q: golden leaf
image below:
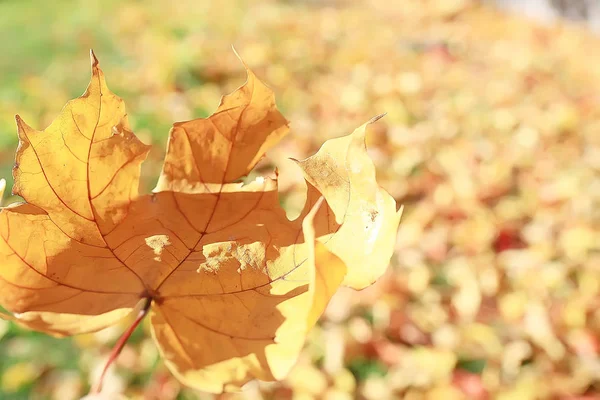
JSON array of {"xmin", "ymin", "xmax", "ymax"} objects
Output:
[{"xmin": 0, "ymin": 51, "xmax": 401, "ymax": 392}]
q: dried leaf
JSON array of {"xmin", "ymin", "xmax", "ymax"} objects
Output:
[{"xmin": 0, "ymin": 51, "xmax": 400, "ymax": 392}]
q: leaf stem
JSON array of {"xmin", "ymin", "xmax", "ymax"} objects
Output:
[{"xmin": 90, "ymin": 297, "xmax": 152, "ymax": 394}]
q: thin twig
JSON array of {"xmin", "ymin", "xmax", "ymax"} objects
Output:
[{"xmin": 90, "ymin": 297, "xmax": 152, "ymax": 394}]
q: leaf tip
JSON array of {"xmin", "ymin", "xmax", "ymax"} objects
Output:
[
  {"xmin": 369, "ymin": 113, "xmax": 387, "ymax": 124},
  {"xmin": 90, "ymin": 49, "xmax": 99, "ymax": 69},
  {"xmin": 231, "ymin": 45, "xmax": 248, "ymax": 69},
  {"xmin": 14, "ymin": 114, "xmax": 31, "ymax": 132},
  {"xmin": 231, "ymin": 46, "xmax": 257, "ymax": 83},
  {"xmin": 231, "ymin": 44, "xmax": 240, "ymax": 59}
]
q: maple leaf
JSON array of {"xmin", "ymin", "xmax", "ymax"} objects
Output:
[{"xmin": 0, "ymin": 51, "xmax": 402, "ymax": 393}]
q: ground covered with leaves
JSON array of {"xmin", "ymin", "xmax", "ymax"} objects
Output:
[{"xmin": 0, "ymin": 0, "xmax": 599, "ymax": 399}]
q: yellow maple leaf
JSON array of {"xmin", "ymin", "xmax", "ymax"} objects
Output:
[{"xmin": 0, "ymin": 51, "xmax": 401, "ymax": 393}]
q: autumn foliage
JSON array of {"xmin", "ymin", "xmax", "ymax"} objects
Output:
[{"xmin": 0, "ymin": 51, "xmax": 401, "ymax": 393}]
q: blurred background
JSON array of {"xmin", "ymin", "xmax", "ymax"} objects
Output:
[{"xmin": 1, "ymin": 0, "xmax": 599, "ymax": 399}]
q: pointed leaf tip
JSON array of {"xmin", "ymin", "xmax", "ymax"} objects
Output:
[
  {"xmin": 90, "ymin": 49, "xmax": 99, "ymax": 69},
  {"xmin": 232, "ymin": 46, "xmax": 251, "ymax": 73},
  {"xmin": 14, "ymin": 114, "xmax": 30, "ymax": 130},
  {"xmin": 369, "ymin": 113, "xmax": 386, "ymax": 124}
]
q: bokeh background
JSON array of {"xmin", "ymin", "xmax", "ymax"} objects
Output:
[{"xmin": 1, "ymin": 0, "xmax": 599, "ymax": 399}]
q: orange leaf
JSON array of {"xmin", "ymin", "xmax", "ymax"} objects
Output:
[{"xmin": 0, "ymin": 51, "xmax": 401, "ymax": 393}]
